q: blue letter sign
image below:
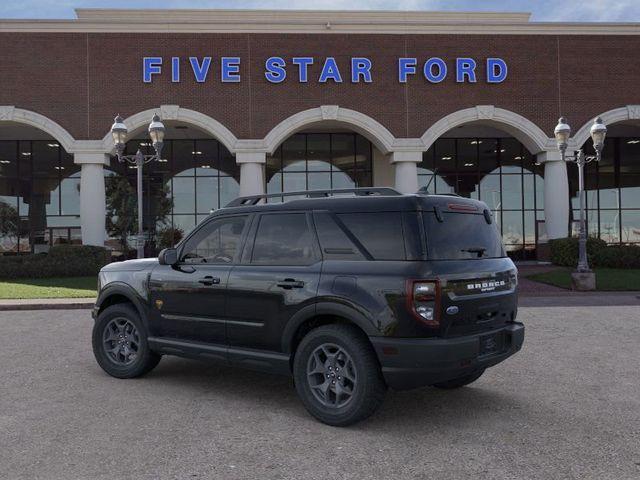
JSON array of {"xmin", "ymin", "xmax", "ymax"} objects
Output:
[
  {"xmin": 487, "ymin": 58, "xmax": 508, "ymax": 83},
  {"xmin": 143, "ymin": 57, "xmax": 162, "ymax": 83},
  {"xmin": 189, "ymin": 57, "xmax": 212, "ymax": 83},
  {"xmin": 265, "ymin": 57, "xmax": 287, "ymax": 83}
]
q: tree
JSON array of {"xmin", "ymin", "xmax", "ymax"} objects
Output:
[
  {"xmin": 105, "ymin": 175, "xmax": 173, "ymax": 253},
  {"xmin": 0, "ymin": 200, "xmax": 21, "ymax": 251}
]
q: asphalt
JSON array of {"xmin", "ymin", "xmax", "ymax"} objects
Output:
[{"xmin": 1, "ymin": 306, "xmax": 639, "ymax": 480}]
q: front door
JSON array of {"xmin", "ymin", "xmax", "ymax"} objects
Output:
[
  {"xmin": 148, "ymin": 214, "xmax": 251, "ymax": 345},
  {"xmin": 226, "ymin": 212, "xmax": 322, "ymax": 352}
]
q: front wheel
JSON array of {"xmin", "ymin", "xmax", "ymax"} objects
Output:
[
  {"xmin": 432, "ymin": 369, "xmax": 485, "ymax": 389},
  {"xmin": 92, "ymin": 303, "xmax": 161, "ymax": 379},
  {"xmin": 293, "ymin": 324, "xmax": 387, "ymax": 427}
]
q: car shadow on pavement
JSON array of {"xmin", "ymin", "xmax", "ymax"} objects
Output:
[{"xmin": 132, "ymin": 356, "xmax": 523, "ymax": 429}]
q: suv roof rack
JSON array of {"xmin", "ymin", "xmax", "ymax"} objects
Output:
[{"xmin": 225, "ymin": 187, "xmax": 401, "ymax": 207}]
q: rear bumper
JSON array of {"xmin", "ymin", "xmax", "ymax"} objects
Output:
[{"xmin": 370, "ymin": 322, "xmax": 524, "ymax": 390}]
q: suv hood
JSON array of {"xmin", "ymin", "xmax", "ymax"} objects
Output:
[{"xmin": 101, "ymin": 258, "xmax": 158, "ymax": 272}]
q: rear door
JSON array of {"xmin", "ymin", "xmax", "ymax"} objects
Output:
[
  {"xmin": 225, "ymin": 211, "xmax": 322, "ymax": 352},
  {"xmin": 148, "ymin": 214, "xmax": 251, "ymax": 345}
]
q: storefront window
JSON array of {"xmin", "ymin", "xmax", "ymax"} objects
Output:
[
  {"xmin": 266, "ymin": 133, "xmax": 373, "ymax": 198},
  {"xmin": 0, "ymin": 140, "xmax": 80, "ymax": 254},
  {"xmin": 420, "ymin": 137, "xmax": 544, "ymax": 257},
  {"xmin": 569, "ymin": 137, "xmax": 640, "ymax": 244}
]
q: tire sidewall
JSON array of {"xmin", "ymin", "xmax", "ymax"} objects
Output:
[
  {"xmin": 293, "ymin": 326, "xmax": 384, "ymax": 425},
  {"xmin": 92, "ymin": 304, "xmax": 155, "ymax": 378}
]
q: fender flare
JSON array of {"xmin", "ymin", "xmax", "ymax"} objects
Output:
[
  {"xmin": 95, "ymin": 282, "xmax": 150, "ymax": 329},
  {"xmin": 281, "ymin": 301, "xmax": 378, "ymax": 354}
]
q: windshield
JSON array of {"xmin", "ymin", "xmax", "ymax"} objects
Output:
[{"xmin": 423, "ymin": 211, "xmax": 505, "ymax": 260}]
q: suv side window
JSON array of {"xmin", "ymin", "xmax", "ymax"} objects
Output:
[
  {"xmin": 313, "ymin": 212, "xmax": 366, "ymax": 261},
  {"xmin": 181, "ymin": 215, "xmax": 248, "ymax": 264},
  {"xmin": 337, "ymin": 212, "xmax": 406, "ymax": 260},
  {"xmin": 251, "ymin": 213, "xmax": 318, "ymax": 265}
]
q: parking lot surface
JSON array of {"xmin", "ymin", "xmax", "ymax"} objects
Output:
[{"xmin": 1, "ymin": 306, "xmax": 639, "ymax": 480}]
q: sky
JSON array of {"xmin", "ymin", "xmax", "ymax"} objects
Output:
[{"xmin": 1, "ymin": 0, "xmax": 640, "ymax": 22}]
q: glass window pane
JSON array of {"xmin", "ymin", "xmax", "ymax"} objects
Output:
[
  {"xmin": 252, "ymin": 213, "xmax": 316, "ymax": 265},
  {"xmin": 355, "ymin": 135, "xmax": 371, "ymax": 171},
  {"xmin": 434, "ymin": 139, "xmax": 456, "ymax": 175},
  {"xmin": 282, "ymin": 135, "xmax": 306, "ymax": 172},
  {"xmin": 599, "ymin": 210, "xmax": 620, "ymax": 243},
  {"xmin": 620, "ymin": 183, "xmax": 640, "ymax": 208},
  {"xmin": 0, "ymin": 141, "xmax": 18, "ymax": 177},
  {"xmin": 196, "ymin": 176, "xmax": 218, "ymax": 214},
  {"xmin": 500, "ymin": 138, "xmax": 523, "ymax": 172},
  {"xmin": 524, "ymin": 210, "xmax": 536, "ymax": 245},
  {"xmin": 308, "ymin": 172, "xmax": 331, "ymax": 190},
  {"xmin": 195, "ymin": 139, "xmax": 218, "ymax": 173},
  {"xmin": 60, "ymin": 176, "xmax": 80, "ymax": 215},
  {"xmin": 456, "ymin": 138, "xmax": 477, "ymax": 173},
  {"xmin": 331, "ymin": 171, "xmax": 355, "ymax": 189},
  {"xmin": 621, "ymin": 210, "xmax": 640, "ymax": 243},
  {"xmin": 219, "ymin": 145, "xmax": 239, "ymax": 180},
  {"xmin": 307, "ymin": 134, "xmax": 331, "ymax": 171},
  {"xmin": 183, "ymin": 215, "xmax": 247, "ymax": 264},
  {"xmin": 478, "ymin": 138, "xmax": 499, "ymax": 174},
  {"xmin": 32, "ymin": 141, "xmax": 58, "ymax": 177},
  {"xmin": 172, "ymin": 214, "xmax": 196, "ymax": 236},
  {"xmin": 502, "ymin": 210, "xmax": 523, "ymax": 247},
  {"xmin": 283, "ymin": 172, "xmax": 306, "ymax": 192},
  {"xmin": 338, "ymin": 212, "xmax": 405, "ymax": 260},
  {"xmin": 220, "ymin": 176, "xmax": 239, "ymax": 209},
  {"xmin": 480, "ymin": 174, "xmax": 501, "ymax": 211},
  {"xmin": 172, "ymin": 177, "xmax": 195, "ymax": 214},
  {"xmin": 620, "ymin": 138, "xmax": 640, "ymax": 174},
  {"xmin": 173, "ymin": 140, "xmax": 195, "ymax": 176},
  {"xmin": 331, "ymin": 134, "xmax": 354, "ymax": 173},
  {"xmin": 501, "ymin": 175, "xmax": 523, "ymax": 210}
]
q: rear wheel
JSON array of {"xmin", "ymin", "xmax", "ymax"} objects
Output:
[
  {"xmin": 432, "ymin": 369, "xmax": 485, "ymax": 389},
  {"xmin": 92, "ymin": 303, "xmax": 161, "ymax": 379},
  {"xmin": 293, "ymin": 324, "xmax": 386, "ymax": 427}
]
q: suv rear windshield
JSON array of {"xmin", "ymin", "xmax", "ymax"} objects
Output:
[{"xmin": 423, "ymin": 211, "xmax": 505, "ymax": 260}]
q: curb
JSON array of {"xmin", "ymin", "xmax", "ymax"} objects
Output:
[{"xmin": 0, "ymin": 300, "xmax": 95, "ymax": 311}]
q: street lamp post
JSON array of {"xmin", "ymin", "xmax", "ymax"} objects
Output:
[
  {"xmin": 110, "ymin": 114, "xmax": 166, "ymax": 259},
  {"xmin": 553, "ymin": 116, "xmax": 607, "ymax": 281}
]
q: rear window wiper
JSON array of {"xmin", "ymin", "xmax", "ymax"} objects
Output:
[{"xmin": 461, "ymin": 247, "xmax": 487, "ymax": 258}]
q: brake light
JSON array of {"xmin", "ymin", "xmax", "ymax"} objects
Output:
[{"xmin": 407, "ymin": 280, "xmax": 440, "ymax": 327}]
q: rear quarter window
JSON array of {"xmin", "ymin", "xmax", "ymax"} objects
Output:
[
  {"xmin": 423, "ymin": 211, "xmax": 505, "ymax": 260},
  {"xmin": 337, "ymin": 212, "xmax": 406, "ymax": 260}
]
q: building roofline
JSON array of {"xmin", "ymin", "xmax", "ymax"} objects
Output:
[{"xmin": 0, "ymin": 8, "xmax": 639, "ymax": 35}]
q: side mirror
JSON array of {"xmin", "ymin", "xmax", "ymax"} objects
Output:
[{"xmin": 158, "ymin": 248, "xmax": 178, "ymax": 266}]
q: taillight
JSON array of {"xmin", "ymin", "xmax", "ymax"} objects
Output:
[
  {"xmin": 509, "ymin": 269, "xmax": 518, "ymax": 288},
  {"xmin": 407, "ymin": 280, "xmax": 440, "ymax": 327}
]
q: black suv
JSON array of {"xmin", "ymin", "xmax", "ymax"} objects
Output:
[{"xmin": 92, "ymin": 188, "xmax": 524, "ymax": 426}]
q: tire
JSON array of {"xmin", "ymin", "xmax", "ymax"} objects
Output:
[
  {"xmin": 293, "ymin": 324, "xmax": 387, "ymax": 427},
  {"xmin": 432, "ymin": 369, "xmax": 485, "ymax": 389},
  {"xmin": 92, "ymin": 303, "xmax": 161, "ymax": 379}
]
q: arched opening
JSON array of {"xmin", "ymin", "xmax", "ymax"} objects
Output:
[
  {"xmin": 107, "ymin": 121, "xmax": 239, "ymax": 256},
  {"xmin": 0, "ymin": 122, "xmax": 80, "ymax": 254},
  {"xmin": 419, "ymin": 123, "xmax": 545, "ymax": 259},
  {"xmin": 266, "ymin": 127, "xmax": 375, "ymax": 198},
  {"xmin": 572, "ymin": 120, "xmax": 640, "ymax": 245}
]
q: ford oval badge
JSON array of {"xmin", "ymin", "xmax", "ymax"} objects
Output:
[{"xmin": 446, "ymin": 306, "xmax": 459, "ymax": 315}]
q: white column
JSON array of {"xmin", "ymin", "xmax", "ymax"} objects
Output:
[
  {"xmin": 237, "ymin": 151, "xmax": 266, "ymax": 197},
  {"xmin": 75, "ymin": 152, "xmax": 109, "ymax": 246},
  {"xmin": 391, "ymin": 151, "xmax": 421, "ymax": 194},
  {"xmin": 539, "ymin": 151, "xmax": 569, "ymax": 239}
]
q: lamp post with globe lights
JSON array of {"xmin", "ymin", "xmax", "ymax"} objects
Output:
[
  {"xmin": 110, "ymin": 114, "xmax": 166, "ymax": 259},
  {"xmin": 553, "ymin": 116, "xmax": 607, "ymax": 288}
]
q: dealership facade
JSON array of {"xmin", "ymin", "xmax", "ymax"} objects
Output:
[{"xmin": 1, "ymin": 9, "xmax": 640, "ymax": 257}]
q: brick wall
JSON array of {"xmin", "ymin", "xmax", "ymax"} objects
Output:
[{"xmin": 1, "ymin": 32, "xmax": 639, "ymax": 142}]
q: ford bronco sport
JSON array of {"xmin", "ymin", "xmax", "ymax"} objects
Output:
[{"xmin": 92, "ymin": 188, "xmax": 524, "ymax": 426}]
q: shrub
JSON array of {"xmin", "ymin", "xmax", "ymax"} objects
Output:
[
  {"xmin": 549, "ymin": 237, "xmax": 607, "ymax": 267},
  {"xmin": 593, "ymin": 245, "xmax": 640, "ymax": 268},
  {"xmin": 0, "ymin": 245, "xmax": 110, "ymax": 279}
]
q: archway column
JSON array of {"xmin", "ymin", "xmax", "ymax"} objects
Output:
[
  {"xmin": 237, "ymin": 151, "xmax": 266, "ymax": 197},
  {"xmin": 74, "ymin": 150, "xmax": 109, "ymax": 246},
  {"xmin": 390, "ymin": 151, "xmax": 421, "ymax": 194},
  {"xmin": 538, "ymin": 151, "xmax": 569, "ymax": 240}
]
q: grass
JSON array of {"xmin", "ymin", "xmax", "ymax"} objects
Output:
[
  {"xmin": 526, "ymin": 268, "xmax": 640, "ymax": 291},
  {"xmin": 0, "ymin": 276, "xmax": 98, "ymax": 299}
]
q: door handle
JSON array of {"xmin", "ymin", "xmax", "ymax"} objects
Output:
[
  {"xmin": 276, "ymin": 278, "xmax": 305, "ymax": 289},
  {"xmin": 198, "ymin": 276, "xmax": 221, "ymax": 286}
]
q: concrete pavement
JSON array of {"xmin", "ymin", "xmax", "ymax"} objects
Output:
[{"xmin": 0, "ymin": 306, "xmax": 639, "ymax": 479}]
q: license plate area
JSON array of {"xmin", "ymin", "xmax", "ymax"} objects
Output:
[{"xmin": 479, "ymin": 332, "xmax": 505, "ymax": 356}]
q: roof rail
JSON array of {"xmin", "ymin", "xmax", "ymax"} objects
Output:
[{"xmin": 225, "ymin": 187, "xmax": 401, "ymax": 207}]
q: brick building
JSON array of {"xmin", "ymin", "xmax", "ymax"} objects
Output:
[{"xmin": 1, "ymin": 9, "xmax": 639, "ymax": 257}]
